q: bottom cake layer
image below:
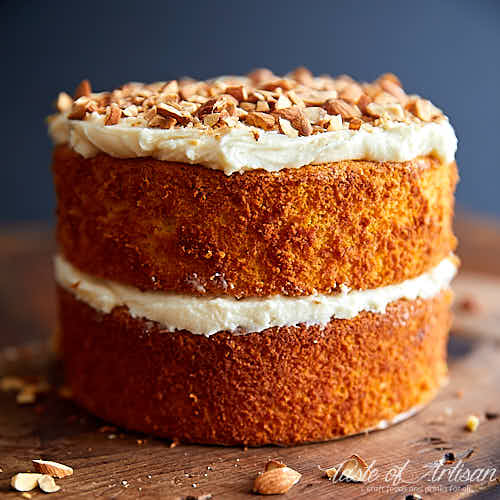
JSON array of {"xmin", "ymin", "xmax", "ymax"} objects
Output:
[{"xmin": 58, "ymin": 287, "xmax": 452, "ymax": 446}]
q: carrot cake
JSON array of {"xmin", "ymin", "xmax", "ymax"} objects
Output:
[{"xmin": 48, "ymin": 68, "xmax": 458, "ymax": 445}]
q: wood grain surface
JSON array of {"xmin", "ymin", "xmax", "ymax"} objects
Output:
[{"xmin": 0, "ymin": 214, "xmax": 499, "ymax": 499}]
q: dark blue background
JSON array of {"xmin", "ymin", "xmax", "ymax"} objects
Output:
[{"xmin": 1, "ymin": 0, "xmax": 499, "ymax": 221}]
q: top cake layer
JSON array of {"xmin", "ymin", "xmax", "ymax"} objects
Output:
[{"xmin": 48, "ymin": 69, "xmax": 457, "ymax": 174}]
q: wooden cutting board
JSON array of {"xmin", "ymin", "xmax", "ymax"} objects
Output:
[{"xmin": 0, "ymin": 217, "xmax": 499, "ymax": 499}]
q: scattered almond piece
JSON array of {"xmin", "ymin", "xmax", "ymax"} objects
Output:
[
  {"xmin": 465, "ymin": 415, "xmax": 479, "ymax": 432},
  {"xmin": 335, "ymin": 454, "xmax": 369, "ymax": 482},
  {"xmin": 253, "ymin": 466, "xmax": 301, "ymax": 495},
  {"xmin": 38, "ymin": 475, "xmax": 61, "ymax": 493},
  {"xmin": 10, "ymin": 473, "xmax": 44, "ymax": 492},
  {"xmin": 33, "ymin": 459, "xmax": 73, "ymax": 478},
  {"xmin": 265, "ymin": 460, "xmax": 287, "ymax": 471}
]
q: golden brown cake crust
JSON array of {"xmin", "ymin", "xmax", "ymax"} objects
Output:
[
  {"xmin": 59, "ymin": 287, "xmax": 451, "ymax": 446},
  {"xmin": 53, "ymin": 145, "xmax": 457, "ymax": 297}
]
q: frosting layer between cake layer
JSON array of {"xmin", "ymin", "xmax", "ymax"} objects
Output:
[
  {"xmin": 54, "ymin": 254, "xmax": 457, "ymax": 336},
  {"xmin": 49, "ymin": 112, "xmax": 457, "ymax": 174}
]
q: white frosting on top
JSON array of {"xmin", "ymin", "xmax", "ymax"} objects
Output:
[
  {"xmin": 48, "ymin": 112, "xmax": 457, "ymax": 174},
  {"xmin": 54, "ymin": 255, "xmax": 457, "ymax": 336}
]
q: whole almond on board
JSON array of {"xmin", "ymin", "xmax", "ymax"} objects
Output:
[
  {"xmin": 38, "ymin": 475, "xmax": 61, "ymax": 493},
  {"xmin": 253, "ymin": 466, "xmax": 301, "ymax": 495},
  {"xmin": 32, "ymin": 459, "xmax": 73, "ymax": 478},
  {"xmin": 10, "ymin": 473, "xmax": 44, "ymax": 492}
]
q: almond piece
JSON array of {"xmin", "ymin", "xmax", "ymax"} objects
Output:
[
  {"xmin": 248, "ymin": 68, "xmax": 275, "ymax": 85},
  {"xmin": 32, "ymin": 459, "xmax": 73, "ymax": 478},
  {"xmin": 338, "ymin": 454, "xmax": 369, "ymax": 482},
  {"xmin": 379, "ymin": 78, "xmax": 407, "ymax": 104},
  {"xmin": 38, "ymin": 475, "xmax": 61, "ymax": 493},
  {"xmin": 278, "ymin": 118, "xmax": 298, "ymax": 138},
  {"xmin": 68, "ymin": 97, "xmax": 91, "ymax": 120},
  {"xmin": 379, "ymin": 72, "xmax": 402, "ymax": 87},
  {"xmin": 265, "ymin": 460, "xmax": 287, "ymax": 471},
  {"xmin": 303, "ymin": 106, "xmax": 328, "ymax": 125},
  {"xmin": 122, "ymin": 105, "xmax": 139, "ymax": 117},
  {"xmin": 10, "ymin": 473, "xmax": 44, "ymax": 492},
  {"xmin": 253, "ymin": 466, "xmax": 301, "ymax": 495},
  {"xmin": 256, "ymin": 101, "xmax": 271, "ymax": 113},
  {"xmin": 225, "ymin": 85, "xmax": 248, "ymax": 102},
  {"xmin": 274, "ymin": 107, "xmax": 312, "ymax": 136},
  {"xmin": 203, "ymin": 113, "xmax": 220, "ymax": 127},
  {"xmin": 349, "ymin": 118, "xmax": 363, "ymax": 130},
  {"xmin": 157, "ymin": 103, "xmax": 190, "ymax": 125},
  {"xmin": 357, "ymin": 93, "xmax": 372, "ymax": 114},
  {"xmin": 245, "ymin": 112, "xmax": 275, "ymax": 130},
  {"xmin": 290, "ymin": 66, "xmax": 314, "ymax": 86},
  {"xmin": 286, "ymin": 90, "xmax": 305, "ymax": 107},
  {"xmin": 325, "ymin": 467, "xmax": 338, "ymax": 480},
  {"xmin": 339, "ymin": 83, "xmax": 363, "ymax": 104},
  {"xmin": 261, "ymin": 79, "xmax": 295, "ymax": 91},
  {"xmin": 104, "ymin": 103, "xmax": 121, "ymax": 126},
  {"xmin": 324, "ymin": 99, "xmax": 361, "ymax": 120},
  {"xmin": 240, "ymin": 102, "xmax": 256, "ymax": 112},
  {"xmin": 406, "ymin": 98, "xmax": 436, "ymax": 122},
  {"xmin": 74, "ymin": 79, "xmax": 91, "ymax": 99},
  {"xmin": 326, "ymin": 114, "xmax": 343, "ymax": 131},
  {"xmin": 148, "ymin": 115, "xmax": 176, "ymax": 129},
  {"xmin": 274, "ymin": 94, "xmax": 292, "ymax": 110},
  {"xmin": 365, "ymin": 102, "xmax": 387, "ymax": 118},
  {"xmin": 56, "ymin": 92, "xmax": 73, "ymax": 112}
]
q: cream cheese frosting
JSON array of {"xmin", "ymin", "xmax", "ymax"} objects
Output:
[
  {"xmin": 54, "ymin": 255, "xmax": 457, "ymax": 336},
  {"xmin": 48, "ymin": 111, "xmax": 457, "ymax": 174}
]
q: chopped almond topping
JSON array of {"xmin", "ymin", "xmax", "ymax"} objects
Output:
[{"xmin": 53, "ymin": 69, "xmax": 445, "ymax": 136}]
